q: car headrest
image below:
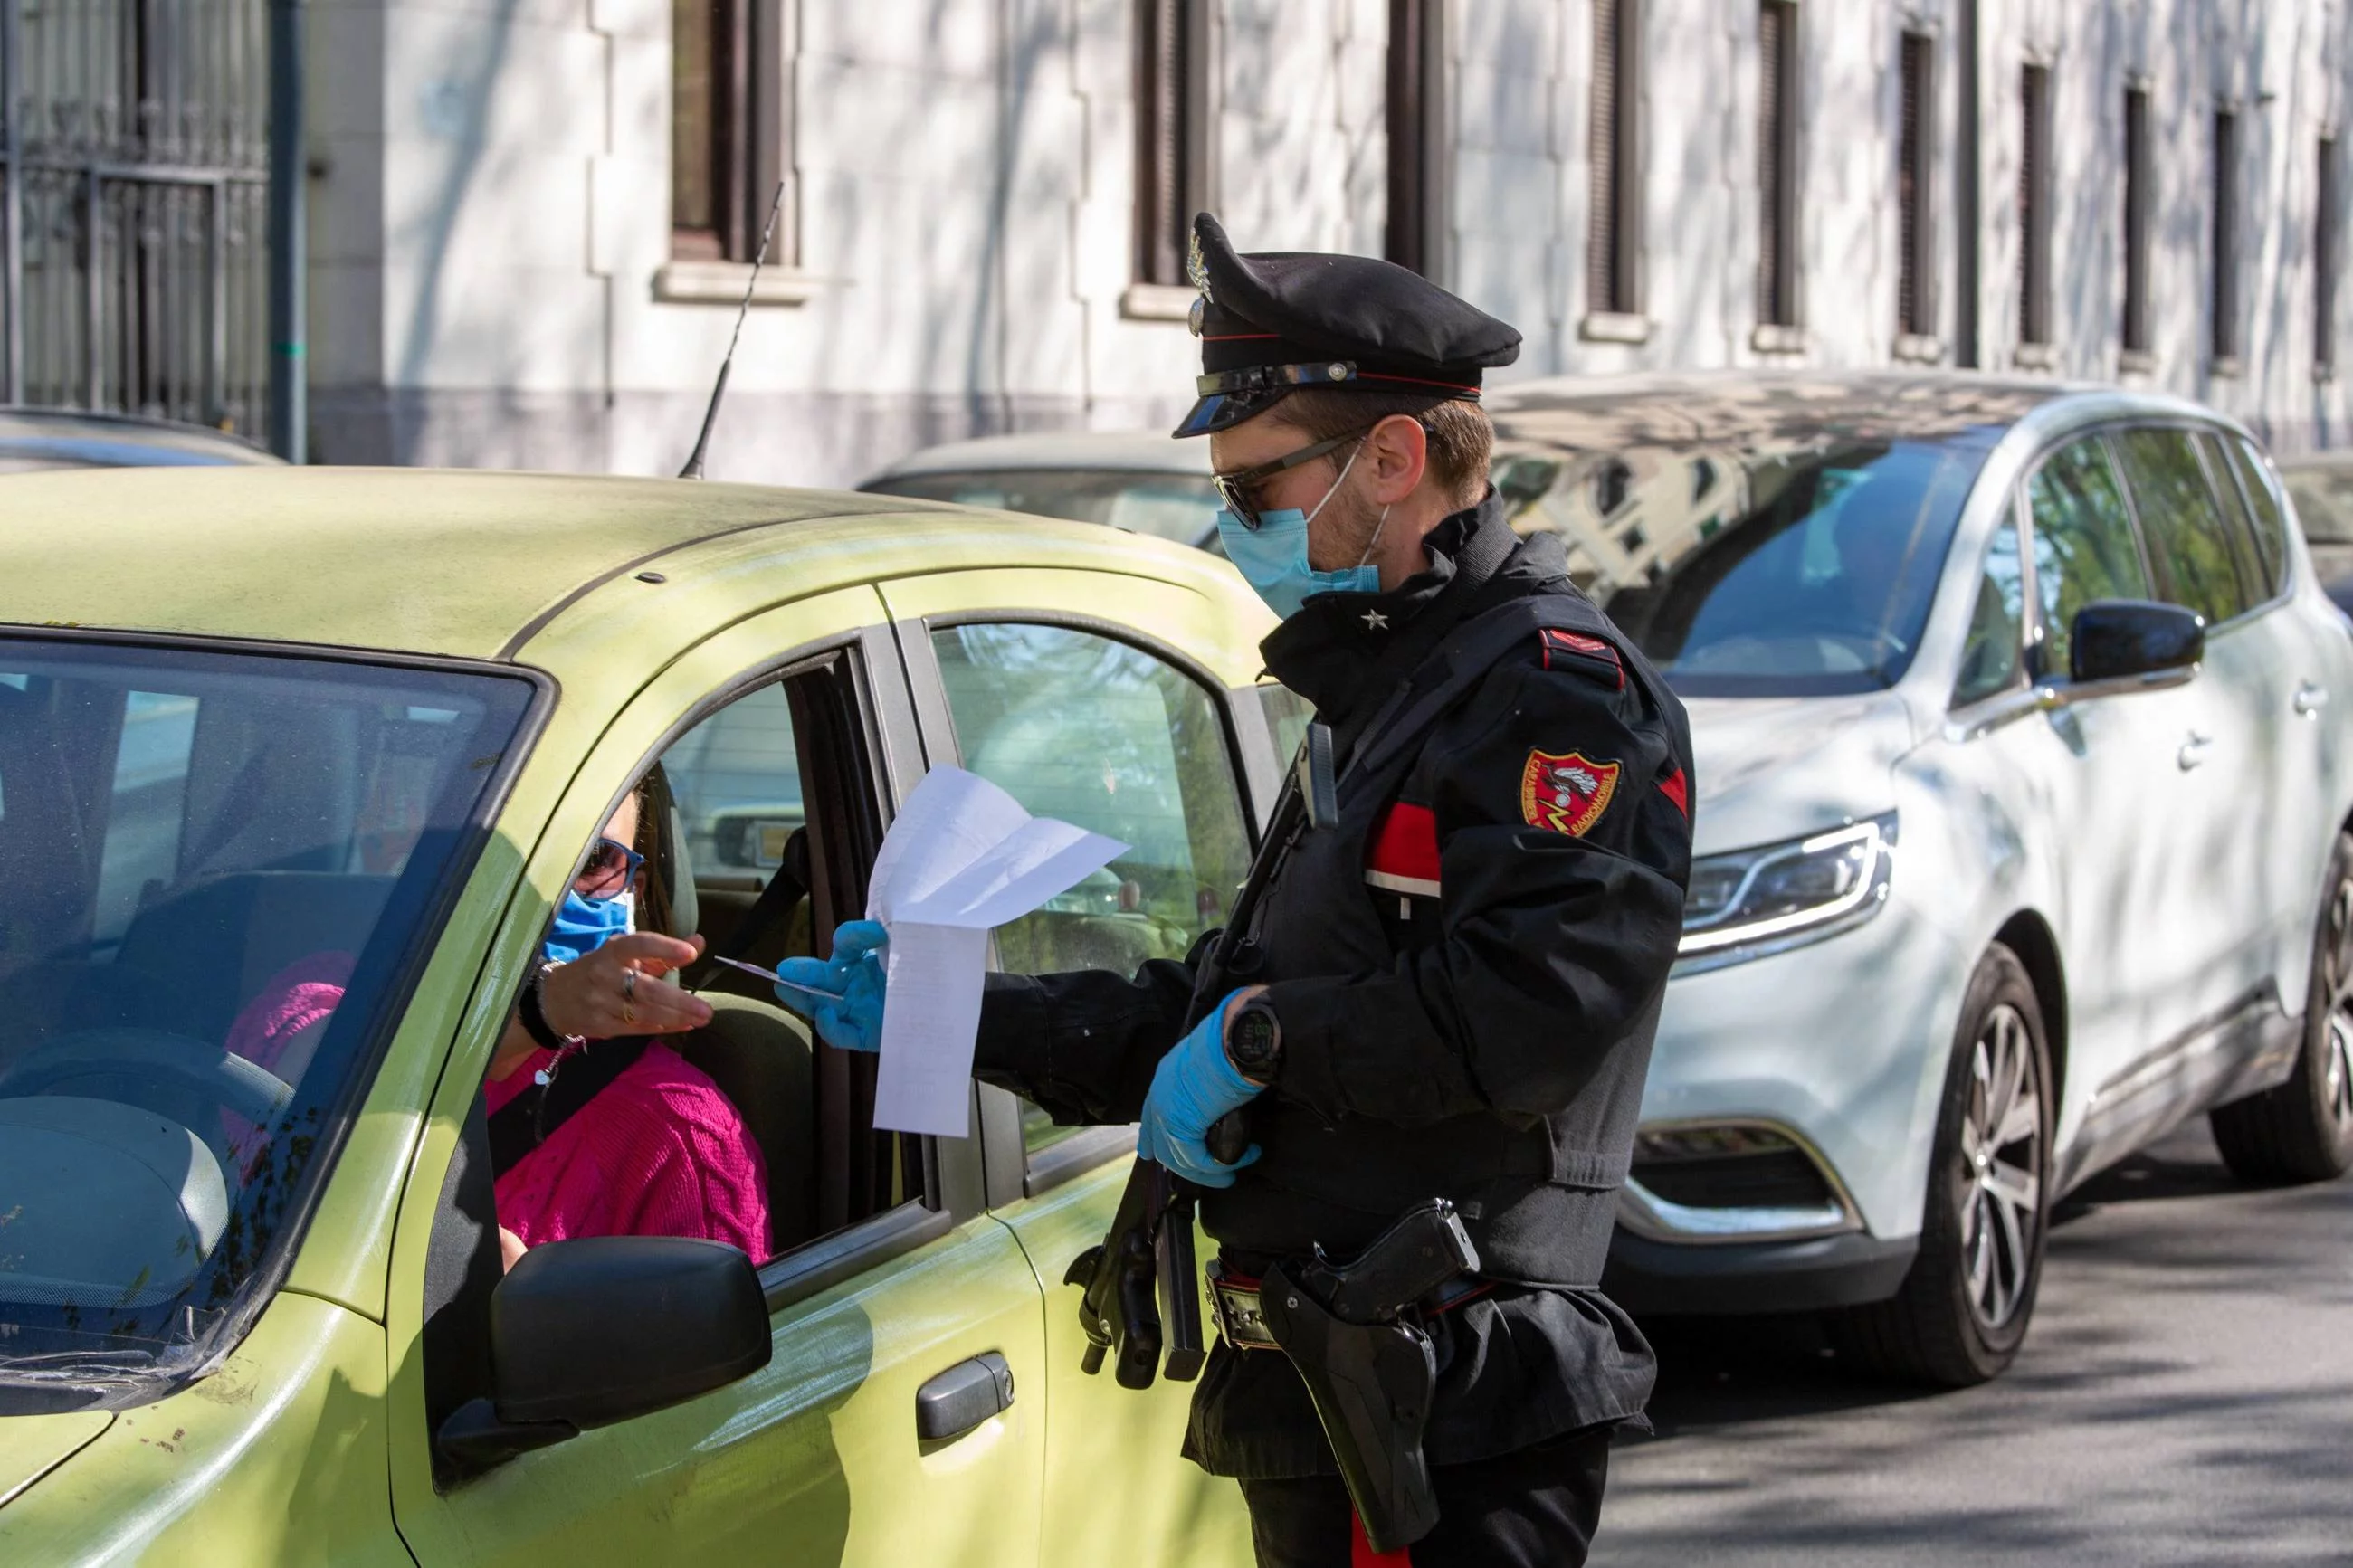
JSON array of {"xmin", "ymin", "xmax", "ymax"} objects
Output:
[{"xmin": 0, "ymin": 1096, "xmax": 227, "ymax": 1307}]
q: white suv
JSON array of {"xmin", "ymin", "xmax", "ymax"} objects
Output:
[{"xmin": 1488, "ymin": 372, "xmax": 2353, "ymax": 1384}]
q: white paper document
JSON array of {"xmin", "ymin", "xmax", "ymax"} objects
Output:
[{"xmin": 865, "ymin": 766, "xmax": 1127, "ymax": 1136}]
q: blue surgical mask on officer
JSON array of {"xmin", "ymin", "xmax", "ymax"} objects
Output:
[{"xmin": 1215, "ymin": 443, "xmax": 1392, "ymax": 620}]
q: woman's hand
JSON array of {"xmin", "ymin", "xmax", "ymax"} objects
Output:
[
  {"xmin": 542, "ymin": 932, "xmax": 714, "ymax": 1040},
  {"xmin": 498, "ymin": 1225, "xmax": 528, "ymax": 1273}
]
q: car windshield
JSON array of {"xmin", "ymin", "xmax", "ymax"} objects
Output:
[
  {"xmin": 0, "ymin": 638, "xmax": 534, "ymax": 1411},
  {"xmin": 866, "ymin": 467, "xmax": 1218, "ymax": 545},
  {"xmin": 1500, "ymin": 431, "xmax": 1998, "ymax": 697}
]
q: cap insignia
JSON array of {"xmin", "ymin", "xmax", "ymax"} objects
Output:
[{"xmin": 1186, "ymin": 227, "xmax": 1212, "ymax": 299}]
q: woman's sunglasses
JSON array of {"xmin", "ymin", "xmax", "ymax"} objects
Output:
[
  {"xmin": 576, "ymin": 836, "xmax": 644, "ymax": 901},
  {"xmin": 1210, "ymin": 428, "xmax": 1371, "ymax": 532}
]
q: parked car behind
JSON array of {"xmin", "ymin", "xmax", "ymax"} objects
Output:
[
  {"xmin": 0, "ymin": 467, "xmax": 1268, "ymax": 1564},
  {"xmin": 859, "ymin": 429, "xmax": 1219, "ymax": 549},
  {"xmin": 1483, "ymin": 371, "xmax": 2353, "ymax": 1384},
  {"xmin": 0, "ymin": 406, "xmax": 281, "ymax": 472},
  {"xmin": 2272, "ymin": 450, "xmax": 2353, "ymax": 615}
]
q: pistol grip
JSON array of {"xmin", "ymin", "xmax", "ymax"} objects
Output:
[{"xmin": 1205, "ymin": 1107, "xmax": 1252, "ymax": 1167}]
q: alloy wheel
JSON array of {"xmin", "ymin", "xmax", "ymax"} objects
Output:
[
  {"xmin": 2320, "ymin": 878, "xmax": 2353, "ymax": 1132},
  {"xmin": 1959, "ymin": 1002, "xmax": 2043, "ymax": 1333}
]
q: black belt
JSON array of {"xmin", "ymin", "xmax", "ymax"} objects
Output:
[{"xmin": 1206, "ymin": 1260, "xmax": 1493, "ymax": 1351}]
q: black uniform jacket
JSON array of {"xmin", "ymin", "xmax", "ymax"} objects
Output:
[{"xmin": 976, "ymin": 492, "xmax": 1695, "ymax": 1478}]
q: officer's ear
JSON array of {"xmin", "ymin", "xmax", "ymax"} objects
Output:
[{"xmin": 1361, "ymin": 414, "xmax": 1430, "ymax": 507}]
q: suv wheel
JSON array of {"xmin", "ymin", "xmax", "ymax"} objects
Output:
[
  {"xmin": 2210, "ymin": 831, "xmax": 2353, "ymax": 1183},
  {"xmin": 1833, "ymin": 944, "xmax": 2052, "ymax": 1386}
]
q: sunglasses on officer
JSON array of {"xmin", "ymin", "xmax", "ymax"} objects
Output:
[
  {"xmin": 575, "ymin": 835, "xmax": 644, "ymax": 902},
  {"xmin": 1209, "ymin": 415, "xmax": 1435, "ymax": 532},
  {"xmin": 1210, "ymin": 427, "xmax": 1376, "ymax": 533}
]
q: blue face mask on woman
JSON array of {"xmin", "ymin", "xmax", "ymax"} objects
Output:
[
  {"xmin": 1215, "ymin": 442, "xmax": 1391, "ymax": 621},
  {"xmin": 543, "ymin": 888, "xmax": 633, "ymax": 965}
]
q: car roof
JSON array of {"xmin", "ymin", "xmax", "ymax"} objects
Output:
[
  {"xmin": 864, "ymin": 427, "xmax": 1209, "ymax": 482},
  {"xmin": 0, "ymin": 467, "xmax": 1239, "ymax": 665},
  {"xmin": 0, "ymin": 405, "xmax": 282, "ymax": 468},
  {"xmin": 1487, "ymin": 369, "xmax": 2106, "ymax": 451}
]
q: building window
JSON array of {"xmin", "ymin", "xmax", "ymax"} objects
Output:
[
  {"xmin": 1386, "ymin": 0, "xmax": 1447, "ymax": 277},
  {"xmin": 2122, "ymin": 86, "xmax": 2152, "ymax": 355},
  {"xmin": 1757, "ymin": 1, "xmax": 1799, "ymax": 328},
  {"xmin": 2213, "ymin": 109, "xmax": 2240, "ymax": 364},
  {"xmin": 1137, "ymin": 0, "xmax": 1214, "ymax": 287},
  {"xmin": 2018, "ymin": 64, "xmax": 2053, "ymax": 347},
  {"xmin": 1897, "ymin": 32, "xmax": 1935, "ymax": 338},
  {"xmin": 672, "ymin": 0, "xmax": 789, "ymax": 263},
  {"xmin": 2319, "ymin": 138, "xmax": 2339, "ymax": 376},
  {"xmin": 1587, "ymin": 0, "xmax": 1643, "ymax": 317}
]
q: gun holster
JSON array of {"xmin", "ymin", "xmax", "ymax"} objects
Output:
[{"xmin": 1260, "ymin": 1267, "xmax": 1443, "ymax": 1554}]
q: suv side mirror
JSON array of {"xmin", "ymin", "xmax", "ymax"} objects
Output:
[
  {"xmin": 2070, "ymin": 599, "xmax": 2205, "ymax": 684},
  {"xmin": 434, "ymin": 1236, "xmax": 770, "ymax": 1475}
]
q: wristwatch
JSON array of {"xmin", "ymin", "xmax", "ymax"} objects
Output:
[{"xmin": 1225, "ymin": 994, "xmax": 1284, "ymax": 1085}]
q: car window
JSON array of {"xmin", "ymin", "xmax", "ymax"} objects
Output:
[
  {"xmin": 2222, "ymin": 437, "xmax": 2296, "ymax": 591},
  {"xmin": 1953, "ymin": 506, "xmax": 2027, "ymax": 707},
  {"xmin": 661, "ymin": 682, "xmax": 805, "ymax": 882},
  {"xmin": 1258, "ymin": 682, "xmax": 1316, "ymax": 769},
  {"xmin": 2024, "ymin": 437, "xmax": 2153, "ymax": 678},
  {"xmin": 930, "ymin": 622, "xmax": 1253, "ymax": 1154},
  {"xmin": 2113, "ymin": 427, "xmax": 2255, "ymax": 626},
  {"xmin": 1592, "ymin": 436, "xmax": 1988, "ymax": 697},
  {"xmin": 867, "ymin": 469, "xmax": 1219, "ymax": 546},
  {"xmin": 0, "ymin": 640, "xmax": 533, "ymax": 1402}
]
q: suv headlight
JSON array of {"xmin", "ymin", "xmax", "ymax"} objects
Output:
[{"xmin": 1678, "ymin": 813, "xmax": 1896, "ymax": 965}]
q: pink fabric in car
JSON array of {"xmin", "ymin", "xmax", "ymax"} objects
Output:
[
  {"xmin": 222, "ymin": 951, "xmax": 357, "ymax": 1170},
  {"xmin": 485, "ymin": 1042, "xmax": 771, "ymax": 1262}
]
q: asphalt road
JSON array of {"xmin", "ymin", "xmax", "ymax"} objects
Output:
[{"xmin": 1595, "ymin": 1120, "xmax": 2353, "ymax": 1566}]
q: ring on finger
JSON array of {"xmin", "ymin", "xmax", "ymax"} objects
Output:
[{"xmin": 620, "ymin": 966, "xmax": 638, "ymax": 1025}]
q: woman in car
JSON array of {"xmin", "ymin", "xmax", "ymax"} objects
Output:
[{"xmin": 227, "ymin": 777, "xmax": 770, "ymax": 1268}]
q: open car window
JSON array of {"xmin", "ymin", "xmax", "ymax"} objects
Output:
[{"xmin": 0, "ymin": 638, "xmax": 534, "ymax": 1411}]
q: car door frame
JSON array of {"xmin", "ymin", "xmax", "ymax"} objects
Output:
[{"xmin": 387, "ymin": 591, "xmax": 1051, "ymax": 1568}]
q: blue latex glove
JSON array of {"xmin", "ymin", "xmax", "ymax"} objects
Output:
[
  {"xmin": 775, "ymin": 919, "xmax": 888, "ymax": 1053},
  {"xmin": 1137, "ymin": 990, "xmax": 1267, "ymax": 1188}
]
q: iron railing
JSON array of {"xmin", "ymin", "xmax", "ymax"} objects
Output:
[{"xmin": 0, "ymin": 0, "xmax": 272, "ymax": 437}]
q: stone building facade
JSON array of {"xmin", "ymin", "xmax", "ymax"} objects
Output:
[{"xmin": 304, "ymin": 0, "xmax": 2353, "ymax": 485}]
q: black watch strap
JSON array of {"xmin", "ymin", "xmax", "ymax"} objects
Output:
[{"xmin": 516, "ymin": 958, "xmax": 569, "ymax": 1051}]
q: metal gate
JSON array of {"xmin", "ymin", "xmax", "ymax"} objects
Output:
[{"xmin": 0, "ymin": 0, "xmax": 271, "ymax": 436}]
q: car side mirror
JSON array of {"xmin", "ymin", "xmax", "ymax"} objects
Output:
[
  {"xmin": 433, "ymin": 1236, "xmax": 770, "ymax": 1476},
  {"xmin": 2069, "ymin": 599, "xmax": 2205, "ymax": 684}
]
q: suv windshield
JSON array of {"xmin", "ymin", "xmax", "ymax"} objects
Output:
[
  {"xmin": 0, "ymin": 638, "xmax": 534, "ymax": 1411},
  {"xmin": 1499, "ymin": 431, "xmax": 1998, "ymax": 698}
]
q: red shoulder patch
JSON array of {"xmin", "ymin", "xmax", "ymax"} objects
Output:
[
  {"xmin": 1520, "ymin": 749, "xmax": 1621, "ymax": 837},
  {"xmin": 1538, "ymin": 629, "xmax": 1624, "ymax": 689},
  {"xmin": 1658, "ymin": 767, "xmax": 1690, "ymax": 819}
]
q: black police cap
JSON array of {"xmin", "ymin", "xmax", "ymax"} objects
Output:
[{"xmin": 1175, "ymin": 213, "xmax": 1521, "ymax": 438}]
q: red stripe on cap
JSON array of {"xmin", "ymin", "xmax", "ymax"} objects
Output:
[
  {"xmin": 1351, "ymin": 1513, "xmax": 1413, "ymax": 1567},
  {"xmin": 1201, "ymin": 333, "xmax": 1280, "ymax": 342},
  {"xmin": 1659, "ymin": 767, "xmax": 1689, "ymax": 818},
  {"xmin": 1355, "ymin": 371, "xmax": 1483, "ymax": 394},
  {"xmin": 1365, "ymin": 802, "xmax": 1442, "ymax": 897}
]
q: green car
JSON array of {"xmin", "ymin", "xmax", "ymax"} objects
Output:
[{"xmin": 0, "ymin": 468, "xmax": 1283, "ymax": 1565}]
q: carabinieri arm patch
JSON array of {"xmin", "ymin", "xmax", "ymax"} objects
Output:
[{"xmin": 1519, "ymin": 748, "xmax": 1620, "ymax": 837}]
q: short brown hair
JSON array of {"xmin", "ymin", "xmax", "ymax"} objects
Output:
[{"xmin": 1266, "ymin": 391, "xmax": 1493, "ymax": 507}]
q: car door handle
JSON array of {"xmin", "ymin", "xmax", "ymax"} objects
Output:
[
  {"xmin": 2177, "ymin": 732, "xmax": 2215, "ymax": 771},
  {"xmin": 915, "ymin": 1351, "xmax": 1015, "ymax": 1443},
  {"xmin": 2295, "ymin": 681, "xmax": 2329, "ymax": 717}
]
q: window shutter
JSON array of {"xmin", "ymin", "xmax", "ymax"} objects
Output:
[
  {"xmin": 1756, "ymin": 2, "xmax": 1796, "ymax": 327},
  {"xmin": 1897, "ymin": 33, "xmax": 1933, "ymax": 337},
  {"xmin": 2123, "ymin": 88, "xmax": 2151, "ymax": 353},
  {"xmin": 2018, "ymin": 64, "xmax": 2052, "ymax": 346},
  {"xmin": 2214, "ymin": 111, "xmax": 2240, "ymax": 362},
  {"xmin": 2320, "ymin": 138, "xmax": 2339, "ymax": 375}
]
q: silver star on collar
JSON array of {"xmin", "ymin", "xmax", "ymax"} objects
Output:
[{"xmin": 1361, "ymin": 609, "xmax": 1390, "ymax": 631}]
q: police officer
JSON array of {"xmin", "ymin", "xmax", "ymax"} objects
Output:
[{"xmin": 780, "ymin": 214, "xmax": 1694, "ymax": 1568}]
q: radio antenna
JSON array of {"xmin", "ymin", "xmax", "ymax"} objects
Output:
[{"xmin": 678, "ymin": 181, "xmax": 787, "ymax": 480}]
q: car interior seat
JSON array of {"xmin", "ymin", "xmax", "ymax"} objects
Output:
[
  {"xmin": 655, "ymin": 798, "xmax": 816, "ymax": 1256},
  {"xmin": 117, "ymin": 871, "xmax": 395, "ymax": 1044}
]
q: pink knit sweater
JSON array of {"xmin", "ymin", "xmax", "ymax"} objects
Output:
[
  {"xmin": 227, "ymin": 955, "xmax": 770, "ymax": 1262},
  {"xmin": 485, "ymin": 1042, "xmax": 771, "ymax": 1262}
]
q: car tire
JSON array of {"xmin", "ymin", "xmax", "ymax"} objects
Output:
[
  {"xmin": 2209, "ymin": 831, "xmax": 2353, "ymax": 1184},
  {"xmin": 1831, "ymin": 944, "xmax": 2052, "ymax": 1387}
]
